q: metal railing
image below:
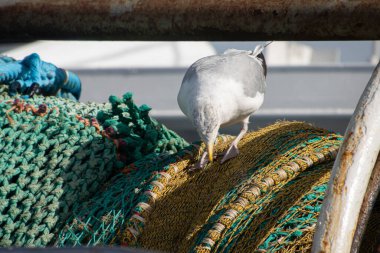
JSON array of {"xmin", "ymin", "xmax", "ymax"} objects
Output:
[
  {"xmin": 0, "ymin": 1, "xmax": 379, "ymax": 252},
  {"xmin": 0, "ymin": 1, "xmax": 380, "ymax": 41}
]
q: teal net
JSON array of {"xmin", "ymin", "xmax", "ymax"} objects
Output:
[
  {"xmin": 0, "ymin": 85, "xmax": 188, "ymax": 247},
  {"xmin": 56, "ymin": 146, "xmax": 195, "ymax": 246}
]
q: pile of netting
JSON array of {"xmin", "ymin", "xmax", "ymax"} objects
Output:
[
  {"xmin": 0, "ymin": 85, "xmax": 188, "ymax": 247},
  {"xmin": 57, "ymin": 121, "xmax": 343, "ymax": 252},
  {"xmin": 0, "ymin": 81, "xmax": 347, "ymax": 252}
]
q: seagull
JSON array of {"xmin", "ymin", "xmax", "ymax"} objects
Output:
[{"xmin": 177, "ymin": 42, "xmax": 270, "ymax": 169}]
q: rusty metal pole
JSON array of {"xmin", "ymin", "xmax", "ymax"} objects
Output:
[
  {"xmin": 312, "ymin": 62, "xmax": 380, "ymax": 253},
  {"xmin": 351, "ymin": 154, "xmax": 380, "ymax": 252},
  {"xmin": 1, "ymin": 0, "xmax": 380, "ymax": 41}
]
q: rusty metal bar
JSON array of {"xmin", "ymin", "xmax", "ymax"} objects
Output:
[
  {"xmin": 312, "ymin": 61, "xmax": 380, "ymax": 253},
  {"xmin": 1, "ymin": 0, "xmax": 380, "ymax": 41},
  {"xmin": 351, "ymin": 154, "xmax": 380, "ymax": 253}
]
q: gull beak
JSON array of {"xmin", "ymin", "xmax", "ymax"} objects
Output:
[{"xmin": 207, "ymin": 143, "xmax": 214, "ymax": 162}]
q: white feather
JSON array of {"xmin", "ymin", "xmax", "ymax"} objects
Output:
[
  {"xmin": 251, "ymin": 41, "xmax": 273, "ymax": 57},
  {"xmin": 177, "ymin": 44, "xmax": 268, "ymax": 143}
]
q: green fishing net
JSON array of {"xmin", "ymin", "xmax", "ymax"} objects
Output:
[{"xmin": 0, "ymin": 85, "xmax": 188, "ymax": 247}]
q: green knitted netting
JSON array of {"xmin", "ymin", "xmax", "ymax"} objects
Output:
[
  {"xmin": 0, "ymin": 85, "xmax": 188, "ymax": 247},
  {"xmin": 56, "ymin": 147, "xmax": 195, "ymax": 246}
]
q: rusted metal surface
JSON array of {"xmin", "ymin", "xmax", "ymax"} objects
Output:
[
  {"xmin": 0, "ymin": 0, "xmax": 380, "ymax": 41},
  {"xmin": 312, "ymin": 61, "xmax": 380, "ymax": 253},
  {"xmin": 351, "ymin": 154, "xmax": 380, "ymax": 253}
]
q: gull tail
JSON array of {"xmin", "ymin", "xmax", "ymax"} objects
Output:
[
  {"xmin": 250, "ymin": 41, "xmax": 273, "ymax": 57},
  {"xmin": 250, "ymin": 41, "xmax": 272, "ymax": 77}
]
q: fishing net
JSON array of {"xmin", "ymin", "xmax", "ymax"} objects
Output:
[
  {"xmin": 0, "ymin": 85, "xmax": 188, "ymax": 247},
  {"xmin": 0, "ymin": 52, "xmax": 364, "ymax": 252},
  {"xmin": 0, "ymin": 81, "xmax": 347, "ymax": 251},
  {"xmin": 108, "ymin": 121, "xmax": 343, "ymax": 253}
]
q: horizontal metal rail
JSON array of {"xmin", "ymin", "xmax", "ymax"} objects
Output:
[{"xmin": 0, "ymin": 0, "xmax": 380, "ymax": 41}]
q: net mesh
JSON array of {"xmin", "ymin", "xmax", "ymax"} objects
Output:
[
  {"xmin": 0, "ymin": 85, "xmax": 187, "ymax": 247},
  {"xmin": 0, "ymin": 84, "xmax": 349, "ymax": 251},
  {"xmin": 111, "ymin": 121, "xmax": 342, "ymax": 253}
]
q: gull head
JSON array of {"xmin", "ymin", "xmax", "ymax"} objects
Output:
[
  {"xmin": 193, "ymin": 106, "xmax": 220, "ymax": 163},
  {"xmin": 197, "ymin": 127, "xmax": 218, "ymax": 162}
]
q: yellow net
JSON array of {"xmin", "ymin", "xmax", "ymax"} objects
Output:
[{"xmin": 117, "ymin": 121, "xmax": 342, "ymax": 252}]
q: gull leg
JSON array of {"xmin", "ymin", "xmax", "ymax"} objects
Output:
[
  {"xmin": 221, "ymin": 117, "xmax": 249, "ymax": 164},
  {"xmin": 189, "ymin": 151, "xmax": 209, "ymax": 171},
  {"xmin": 199, "ymin": 151, "xmax": 210, "ymax": 168}
]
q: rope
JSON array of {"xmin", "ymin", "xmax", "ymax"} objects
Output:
[{"xmin": 0, "ymin": 54, "xmax": 81, "ymax": 100}]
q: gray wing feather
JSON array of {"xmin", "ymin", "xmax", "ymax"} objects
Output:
[
  {"xmin": 182, "ymin": 51, "xmax": 266, "ymax": 98},
  {"xmin": 224, "ymin": 52, "xmax": 266, "ymax": 97}
]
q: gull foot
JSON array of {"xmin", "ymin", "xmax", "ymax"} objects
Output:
[
  {"xmin": 221, "ymin": 145, "xmax": 239, "ymax": 164},
  {"xmin": 189, "ymin": 151, "xmax": 210, "ymax": 171},
  {"xmin": 189, "ymin": 151, "xmax": 217, "ymax": 171}
]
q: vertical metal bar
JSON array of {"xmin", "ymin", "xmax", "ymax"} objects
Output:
[
  {"xmin": 350, "ymin": 154, "xmax": 380, "ymax": 252},
  {"xmin": 312, "ymin": 62, "xmax": 380, "ymax": 253}
]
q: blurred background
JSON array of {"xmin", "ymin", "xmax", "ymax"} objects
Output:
[{"xmin": 1, "ymin": 41, "xmax": 378, "ymax": 141}]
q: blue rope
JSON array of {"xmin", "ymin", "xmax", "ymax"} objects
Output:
[{"xmin": 0, "ymin": 53, "xmax": 81, "ymax": 101}]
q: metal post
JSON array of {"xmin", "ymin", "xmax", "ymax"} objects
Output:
[
  {"xmin": 351, "ymin": 154, "xmax": 380, "ymax": 252},
  {"xmin": 312, "ymin": 61, "xmax": 380, "ymax": 253}
]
